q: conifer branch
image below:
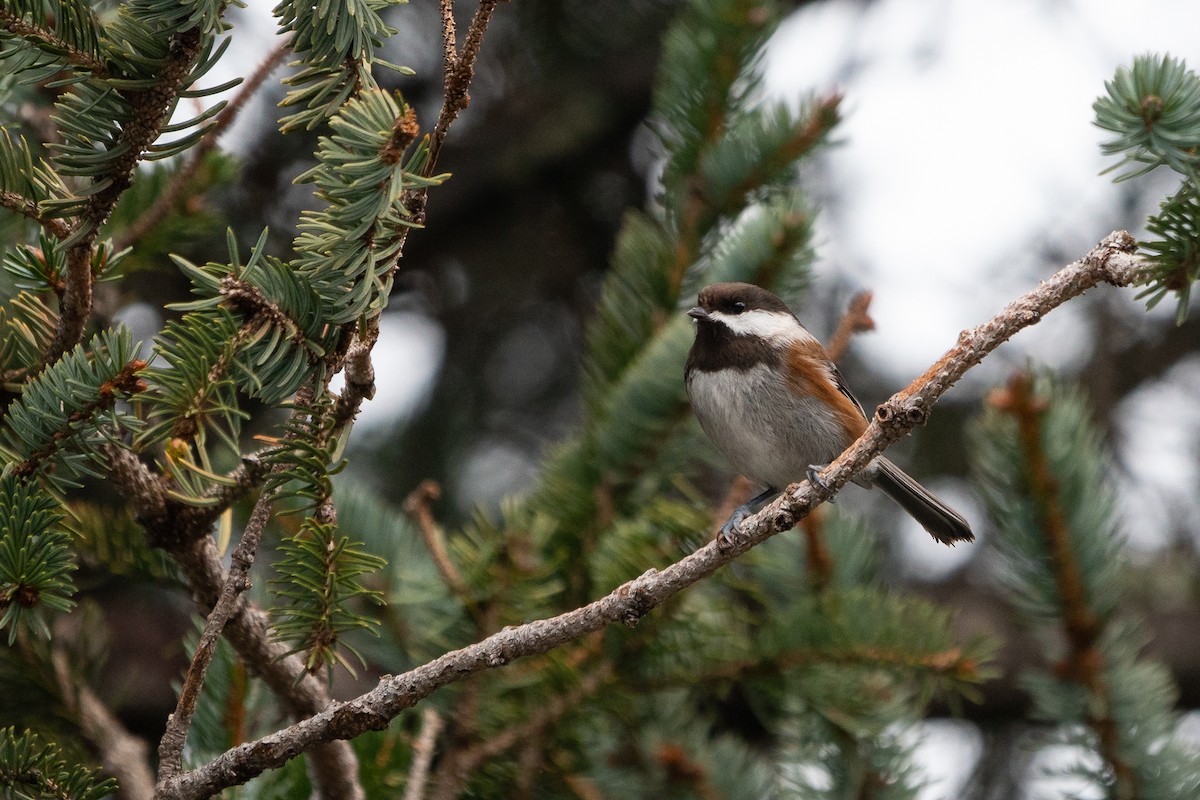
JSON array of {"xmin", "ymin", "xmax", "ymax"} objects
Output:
[
  {"xmin": 445, "ymin": 664, "xmax": 614, "ymax": 779},
  {"xmin": 799, "ymin": 289, "xmax": 875, "ymax": 589},
  {"xmin": 0, "ymin": 8, "xmax": 107, "ymax": 75},
  {"xmin": 154, "ymin": 231, "xmax": 1146, "ymax": 799},
  {"xmin": 104, "ymin": 444, "xmax": 364, "ymax": 800},
  {"xmin": 990, "ymin": 372, "xmax": 1135, "ymax": 796},
  {"xmin": 156, "ymin": 484, "xmax": 275, "ymax": 781},
  {"xmin": 46, "ymin": 28, "xmax": 206, "ymax": 368},
  {"xmin": 114, "ymin": 39, "xmax": 291, "ymax": 252},
  {"xmin": 11, "ymin": 356, "xmax": 145, "ymax": 479},
  {"xmin": 331, "ymin": 316, "xmax": 377, "ymax": 433},
  {"xmin": 825, "ymin": 289, "xmax": 875, "ymax": 363},
  {"xmin": 800, "ymin": 515, "xmax": 834, "ymax": 591},
  {"xmin": 0, "ymin": 189, "xmax": 70, "ymax": 239},
  {"xmin": 644, "ymin": 644, "xmax": 977, "ymax": 689}
]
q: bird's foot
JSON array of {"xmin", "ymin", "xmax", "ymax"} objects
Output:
[
  {"xmin": 806, "ymin": 464, "xmax": 834, "ymax": 499},
  {"xmin": 716, "ymin": 507, "xmax": 751, "ymax": 549}
]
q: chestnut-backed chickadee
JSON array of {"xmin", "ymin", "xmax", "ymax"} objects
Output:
[{"xmin": 684, "ymin": 282, "xmax": 973, "ymax": 545}]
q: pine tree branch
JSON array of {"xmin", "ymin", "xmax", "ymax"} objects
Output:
[
  {"xmin": 113, "ymin": 39, "xmax": 291, "ymax": 252},
  {"xmin": 668, "ymin": 94, "xmax": 841, "ymax": 296},
  {"xmin": 0, "ymin": 189, "xmax": 70, "ymax": 239},
  {"xmin": 639, "ymin": 643, "xmax": 976, "ymax": 690},
  {"xmin": 824, "ymin": 289, "xmax": 875, "ymax": 363},
  {"xmin": 427, "ymin": 639, "xmax": 609, "ymax": 799},
  {"xmin": 448, "ymin": 663, "xmax": 614, "ymax": 775},
  {"xmin": 153, "ymin": 231, "xmax": 1145, "ymax": 800},
  {"xmin": 156, "ymin": 484, "xmax": 275, "ymax": 781},
  {"xmin": 103, "ymin": 444, "xmax": 365, "ymax": 800},
  {"xmin": 0, "ymin": 8, "xmax": 107, "ymax": 75},
  {"xmin": 49, "ymin": 648, "xmax": 155, "ymax": 800},
  {"xmin": 991, "ymin": 372, "xmax": 1136, "ymax": 797},
  {"xmin": 800, "ymin": 290, "xmax": 875, "ymax": 590},
  {"xmin": 331, "ymin": 316, "xmax": 378, "ymax": 434},
  {"xmin": 12, "ymin": 357, "xmax": 146, "ymax": 479},
  {"xmin": 800, "ymin": 514, "xmax": 834, "ymax": 591},
  {"xmin": 171, "ymin": 533, "xmax": 366, "ymax": 800},
  {"xmin": 46, "ymin": 27, "xmax": 206, "ymax": 368}
]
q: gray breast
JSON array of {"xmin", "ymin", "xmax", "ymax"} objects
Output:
[{"xmin": 686, "ymin": 363, "xmax": 852, "ymax": 489}]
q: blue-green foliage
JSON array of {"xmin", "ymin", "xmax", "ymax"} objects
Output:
[
  {"xmin": 0, "ymin": 726, "xmax": 116, "ymax": 800},
  {"xmin": 274, "ymin": 0, "xmax": 407, "ymax": 131},
  {"xmin": 293, "ymin": 89, "xmax": 445, "ymax": 323},
  {"xmin": 270, "ymin": 518, "xmax": 386, "ymax": 676},
  {"xmin": 0, "ymin": 476, "xmax": 76, "ymax": 643},
  {"xmin": 1095, "ymin": 54, "xmax": 1200, "ymax": 181},
  {"xmin": 0, "ymin": 130, "xmax": 70, "ymax": 219},
  {"xmin": 1095, "ymin": 54, "xmax": 1200, "ymax": 322},
  {"xmin": 973, "ymin": 377, "xmax": 1124, "ymax": 621},
  {"xmin": 0, "ymin": 328, "xmax": 139, "ymax": 490},
  {"xmin": 973, "ymin": 374, "xmax": 1200, "ymax": 798}
]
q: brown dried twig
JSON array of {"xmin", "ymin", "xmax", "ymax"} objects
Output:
[
  {"xmin": 824, "ymin": 289, "xmax": 875, "ymax": 363},
  {"xmin": 45, "ymin": 28, "xmax": 207, "ymax": 368},
  {"xmin": 800, "ymin": 289, "xmax": 875, "ymax": 588},
  {"xmin": 427, "ymin": 0, "xmax": 503, "ymax": 170},
  {"xmin": 156, "ymin": 483, "xmax": 277, "ymax": 782},
  {"xmin": 155, "ymin": 232, "xmax": 1145, "ymax": 800},
  {"xmin": 104, "ymin": 444, "xmax": 364, "ymax": 800},
  {"xmin": 403, "ymin": 480, "xmax": 470, "ymax": 601}
]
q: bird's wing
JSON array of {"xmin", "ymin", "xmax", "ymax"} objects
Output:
[{"xmin": 829, "ymin": 362, "xmax": 869, "ymax": 419}]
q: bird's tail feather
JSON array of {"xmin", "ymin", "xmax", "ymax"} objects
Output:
[{"xmin": 871, "ymin": 457, "xmax": 974, "ymax": 545}]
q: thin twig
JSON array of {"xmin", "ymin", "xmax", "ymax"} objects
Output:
[
  {"xmin": 114, "ymin": 39, "xmax": 291, "ymax": 252},
  {"xmin": 157, "ymin": 485, "xmax": 277, "ymax": 781},
  {"xmin": 155, "ymin": 232, "xmax": 1144, "ymax": 800},
  {"xmin": 452, "ymin": 664, "xmax": 614, "ymax": 772},
  {"xmin": 800, "ymin": 514, "xmax": 834, "ymax": 591},
  {"xmin": 105, "ymin": 443, "xmax": 362, "ymax": 800},
  {"xmin": 402, "ymin": 708, "xmax": 444, "ymax": 800},
  {"xmin": 437, "ymin": 0, "xmax": 458, "ymax": 80},
  {"xmin": 800, "ymin": 289, "xmax": 875, "ymax": 587},
  {"xmin": 638, "ymin": 642, "xmax": 975, "ymax": 690},
  {"xmin": 824, "ymin": 289, "xmax": 875, "ymax": 363},
  {"xmin": 0, "ymin": 190, "xmax": 71, "ymax": 239},
  {"xmin": 403, "ymin": 480, "xmax": 469, "ymax": 600},
  {"xmin": 331, "ymin": 315, "xmax": 379, "ymax": 435}
]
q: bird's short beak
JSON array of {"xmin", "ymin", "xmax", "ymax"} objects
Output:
[{"xmin": 687, "ymin": 306, "xmax": 708, "ymax": 320}]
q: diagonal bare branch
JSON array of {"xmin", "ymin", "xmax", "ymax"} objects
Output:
[{"xmin": 157, "ymin": 232, "xmax": 1145, "ymax": 800}]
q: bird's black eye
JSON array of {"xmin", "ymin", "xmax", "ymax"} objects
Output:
[{"xmin": 730, "ymin": 301, "xmax": 746, "ymax": 314}]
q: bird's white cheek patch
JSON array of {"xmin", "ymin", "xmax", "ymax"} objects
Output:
[{"xmin": 707, "ymin": 309, "xmax": 817, "ymax": 345}]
